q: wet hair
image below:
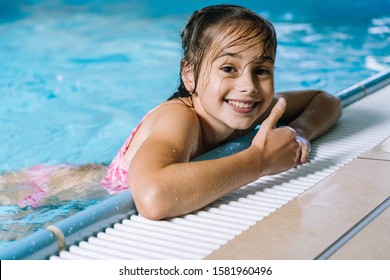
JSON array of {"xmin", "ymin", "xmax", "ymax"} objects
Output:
[{"xmin": 168, "ymin": 4, "xmax": 277, "ymax": 100}]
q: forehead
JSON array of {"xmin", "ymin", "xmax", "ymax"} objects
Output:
[
  {"xmin": 205, "ymin": 23, "xmax": 275, "ymax": 63},
  {"xmin": 215, "ymin": 44, "xmax": 273, "ymax": 65}
]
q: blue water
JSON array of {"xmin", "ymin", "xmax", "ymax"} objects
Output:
[{"xmin": 0, "ymin": 0, "xmax": 389, "ymax": 249}]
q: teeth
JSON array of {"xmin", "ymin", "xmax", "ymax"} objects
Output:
[{"xmin": 228, "ymin": 100, "xmax": 255, "ymax": 109}]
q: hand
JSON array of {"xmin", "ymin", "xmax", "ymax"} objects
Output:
[{"xmin": 252, "ymin": 98, "xmax": 301, "ymax": 176}]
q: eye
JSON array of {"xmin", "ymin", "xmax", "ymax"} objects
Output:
[
  {"xmin": 221, "ymin": 66, "xmax": 236, "ymax": 74},
  {"xmin": 254, "ymin": 68, "xmax": 271, "ymax": 76}
]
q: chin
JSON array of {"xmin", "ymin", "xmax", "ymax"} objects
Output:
[{"xmin": 230, "ymin": 120, "xmax": 254, "ymax": 131}]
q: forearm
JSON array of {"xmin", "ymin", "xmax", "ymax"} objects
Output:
[{"xmin": 287, "ymin": 91, "xmax": 342, "ymax": 140}]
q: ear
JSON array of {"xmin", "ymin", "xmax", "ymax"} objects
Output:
[{"xmin": 181, "ymin": 59, "xmax": 195, "ymax": 93}]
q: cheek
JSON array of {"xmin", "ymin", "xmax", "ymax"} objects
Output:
[
  {"xmin": 213, "ymin": 77, "xmax": 233, "ymax": 99},
  {"xmin": 198, "ymin": 77, "xmax": 225, "ymax": 100},
  {"xmin": 257, "ymin": 80, "xmax": 274, "ymax": 111},
  {"xmin": 260, "ymin": 79, "xmax": 274, "ymax": 98}
]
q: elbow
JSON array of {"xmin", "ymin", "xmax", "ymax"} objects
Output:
[
  {"xmin": 130, "ymin": 181, "xmax": 173, "ymax": 221},
  {"xmin": 332, "ymin": 94, "xmax": 343, "ymax": 120},
  {"xmin": 319, "ymin": 90, "xmax": 343, "ymax": 120},
  {"xmin": 137, "ymin": 199, "xmax": 170, "ymax": 221}
]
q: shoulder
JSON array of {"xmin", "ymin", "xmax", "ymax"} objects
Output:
[
  {"xmin": 141, "ymin": 100, "xmax": 201, "ymax": 145},
  {"xmin": 124, "ymin": 100, "xmax": 201, "ymax": 164},
  {"xmin": 148, "ymin": 100, "xmax": 199, "ymax": 128}
]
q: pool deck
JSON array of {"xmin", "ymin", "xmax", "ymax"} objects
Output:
[{"xmin": 207, "ymin": 83, "xmax": 390, "ymax": 260}]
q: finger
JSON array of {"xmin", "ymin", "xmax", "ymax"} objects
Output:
[
  {"xmin": 262, "ymin": 98, "xmax": 286, "ymax": 130},
  {"xmin": 295, "ymin": 141, "xmax": 302, "ymax": 166},
  {"xmin": 300, "ymin": 143, "xmax": 311, "ymax": 164},
  {"xmin": 298, "ymin": 145, "xmax": 306, "ymax": 164}
]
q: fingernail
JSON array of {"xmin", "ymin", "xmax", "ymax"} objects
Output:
[{"xmin": 278, "ymin": 98, "xmax": 285, "ymax": 107}]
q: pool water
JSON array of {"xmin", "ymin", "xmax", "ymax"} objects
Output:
[{"xmin": 0, "ymin": 0, "xmax": 389, "ymax": 249}]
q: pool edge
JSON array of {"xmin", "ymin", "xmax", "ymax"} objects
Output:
[{"xmin": 0, "ymin": 191, "xmax": 136, "ymax": 260}]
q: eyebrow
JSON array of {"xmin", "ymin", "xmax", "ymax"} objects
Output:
[
  {"xmin": 218, "ymin": 51, "xmax": 274, "ymax": 64},
  {"xmin": 218, "ymin": 51, "xmax": 241, "ymax": 58}
]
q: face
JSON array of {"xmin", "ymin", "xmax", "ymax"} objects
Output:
[{"xmin": 189, "ymin": 34, "xmax": 275, "ymax": 132}]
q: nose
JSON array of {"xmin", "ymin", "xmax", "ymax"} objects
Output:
[{"xmin": 235, "ymin": 71, "xmax": 258, "ymax": 94}]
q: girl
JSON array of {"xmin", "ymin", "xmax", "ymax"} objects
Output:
[
  {"xmin": 0, "ymin": 5, "xmax": 342, "ymax": 219},
  {"xmin": 101, "ymin": 4, "xmax": 342, "ymax": 219}
]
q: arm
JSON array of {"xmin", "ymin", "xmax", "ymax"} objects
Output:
[
  {"xmin": 280, "ymin": 90, "xmax": 342, "ymax": 163},
  {"xmin": 128, "ymin": 100, "xmax": 299, "ymax": 220},
  {"xmin": 277, "ymin": 90, "xmax": 342, "ymax": 141},
  {"xmin": 248, "ymin": 90, "xmax": 342, "ymax": 163}
]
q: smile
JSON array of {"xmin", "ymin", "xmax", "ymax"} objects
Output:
[
  {"xmin": 227, "ymin": 100, "xmax": 255, "ymax": 108},
  {"xmin": 226, "ymin": 99, "xmax": 258, "ymax": 113}
]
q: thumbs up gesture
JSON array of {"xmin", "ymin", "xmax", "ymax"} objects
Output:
[{"xmin": 251, "ymin": 98, "xmax": 303, "ymax": 176}]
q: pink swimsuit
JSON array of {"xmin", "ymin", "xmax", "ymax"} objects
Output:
[
  {"xmin": 100, "ymin": 104, "xmax": 167, "ymax": 193},
  {"xmin": 17, "ymin": 111, "xmax": 149, "ymax": 207},
  {"xmin": 17, "ymin": 120, "xmax": 143, "ymax": 208},
  {"xmin": 17, "ymin": 164, "xmax": 68, "ymax": 208},
  {"xmin": 16, "ymin": 102, "xmax": 168, "ymax": 208},
  {"xmin": 100, "ymin": 119, "xmax": 145, "ymax": 194}
]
